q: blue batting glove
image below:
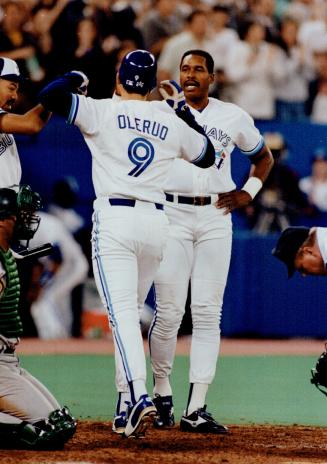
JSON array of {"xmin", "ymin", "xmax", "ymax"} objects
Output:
[
  {"xmin": 64, "ymin": 70, "xmax": 89, "ymax": 96},
  {"xmin": 159, "ymin": 80, "xmax": 187, "ymax": 112}
]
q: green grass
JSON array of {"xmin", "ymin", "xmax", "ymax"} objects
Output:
[{"xmin": 20, "ymin": 354, "xmax": 327, "ymax": 426}]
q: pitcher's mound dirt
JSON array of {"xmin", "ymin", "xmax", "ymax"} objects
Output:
[{"xmin": 3, "ymin": 422, "xmax": 327, "ymax": 464}]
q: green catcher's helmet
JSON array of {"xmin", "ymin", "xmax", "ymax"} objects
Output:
[{"xmin": 15, "ymin": 184, "xmax": 42, "ymax": 241}]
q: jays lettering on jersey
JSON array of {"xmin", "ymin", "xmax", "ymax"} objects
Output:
[
  {"xmin": 67, "ymin": 95, "xmax": 209, "ymax": 204},
  {"xmin": 164, "ymin": 98, "xmax": 264, "ymax": 195},
  {"xmin": 0, "ymin": 109, "xmax": 21, "ymax": 189}
]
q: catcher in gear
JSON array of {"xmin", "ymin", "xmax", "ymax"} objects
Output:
[
  {"xmin": 0, "ymin": 186, "xmax": 76, "ymax": 449},
  {"xmin": 311, "ymin": 344, "xmax": 327, "ymax": 397}
]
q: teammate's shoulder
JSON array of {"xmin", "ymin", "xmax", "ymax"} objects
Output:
[
  {"xmin": 208, "ymin": 97, "xmax": 239, "ymax": 111},
  {"xmin": 209, "ymin": 98, "xmax": 253, "ymax": 119},
  {"xmin": 150, "ymin": 99, "xmax": 174, "ymax": 113}
]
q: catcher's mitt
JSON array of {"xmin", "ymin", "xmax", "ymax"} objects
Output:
[{"xmin": 311, "ymin": 343, "xmax": 327, "ymax": 396}]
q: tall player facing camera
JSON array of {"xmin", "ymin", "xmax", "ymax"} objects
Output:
[
  {"xmin": 38, "ymin": 49, "xmax": 215, "ymax": 437},
  {"xmin": 149, "ymin": 50, "xmax": 274, "ymax": 433}
]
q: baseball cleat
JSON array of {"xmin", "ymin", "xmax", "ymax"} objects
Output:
[
  {"xmin": 180, "ymin": 405, "xmax": 229, "ymax": 434},
  {"xmin": 112, "ymin": 411, "xmax": 127, "ymax": 434},
  {"xmin": 153, "ymin": 394, "xmax": 175, "ymax": 428},
  {"xmin": 123, "ymin": 395, "xmax": 157, "ymax": 438}
]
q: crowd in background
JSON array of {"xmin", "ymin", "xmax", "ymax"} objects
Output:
[
  {"xmin": 1, "ymin": 0, "xmax": 327, "ymax": 123},
  {"xmin": 3, "ymin": 0, "xmax": 327, "ymax": 337}
]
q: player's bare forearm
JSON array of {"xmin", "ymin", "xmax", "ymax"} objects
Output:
[
  {"xmin": 248, "ymin": 145, "xmax": 274, "ymax": 182},
  {"xmin": 215, "ymin": 190, "xmax": 252, "ymax": 215},
  {"xmin": 25, "ymin": 104, "xmax": 52, "ymax": 130},
  {"xmin": 216, "ymin": 146, "xmax": 273, "ymax": 215},
  {"xmin": 0, "ymin": 104, "xmax": 51, "ymax": 135}
]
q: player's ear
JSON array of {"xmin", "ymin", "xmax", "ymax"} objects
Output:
[
  {"xmin": 209, "ymin": 73, "xmax": 215, "ymax": 85},
  {"xmin": 302, "ymin": 245, "xmax": 314, "ymax": 255},
  {"xmin": 116, "ymin": 73, "xmax": 123, "ymax": 96}
]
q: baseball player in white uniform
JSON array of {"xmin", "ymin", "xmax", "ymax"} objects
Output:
[
  {"xmin": 38, "ymin": 49, "xmax": 215, "ymax": 438},
  {"xmin": 28, "ymin": 211, "xmax": 89, "ymax": 339},
  {"xmin": 148, "ymin": 49, "xmax": 274, "ymax": 433},
  {"xmin": 0, "ymin": 57, "xmax": 51, "ymax": 190},
  {"xmin": 273, "ymin": 226, "xmax": 327, "ymax": 277}
]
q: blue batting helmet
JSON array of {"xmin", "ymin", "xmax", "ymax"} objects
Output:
[{"xmin": 119, "ymin": 50, "xmax": 157, "ymax": 95}]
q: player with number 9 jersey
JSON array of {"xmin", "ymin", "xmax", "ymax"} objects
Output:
[
  {"xmin": 38, "ymin": 49, "xmax": 215, "ymax": 438},
  {"xmin": 68, "ymin": 95, "xmax": 211, "ymax": 204}
]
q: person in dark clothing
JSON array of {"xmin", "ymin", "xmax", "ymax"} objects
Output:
[{"xmin": 244, "ymin": 132, "xmax": 311, "ymax": 233}]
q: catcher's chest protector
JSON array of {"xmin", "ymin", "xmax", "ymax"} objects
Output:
[{"xmin": 0, "ymin": 248, "xmax": 22, "ymax": 337}]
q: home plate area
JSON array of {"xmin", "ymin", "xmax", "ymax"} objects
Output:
[{"xmin": 1, "ymin": 422, "xmax": 327, "ymax": 464}]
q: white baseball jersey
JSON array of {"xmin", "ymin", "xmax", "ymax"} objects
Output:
[
  {"xmin": 68, "ymin": 95, "xmax": 209, "ymax": 204},
  {"xmin": 0, "ymin": 109, "xmax": 21, "ymax": 188},
  {"xmin": 164, "ymin": 97, "xmax": 264, "ymax": 195},
  {"xmin": 317, "ymin": 227, "xmax": 327, "ymax": 265}
]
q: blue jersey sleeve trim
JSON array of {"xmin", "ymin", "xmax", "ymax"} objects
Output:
[
  {"xmin": 191, "ymin": 136, "xmax": 207, "ymax": 165},
  {"xmin": 67, "ymin": 94, "xmax": 79, "ymax": 125},
  {"xmin": 240, "ymin": 136, "xmax": 265, "ymax": 157}
]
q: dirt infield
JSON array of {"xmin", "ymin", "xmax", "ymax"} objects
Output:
[
  {"xmin": 8, "ymin": 338, "xmax": 327, "ymax": 463},
  {"xmin": 3, "ymin": 422, "xmax": 327, "ymax": 464},
  {"xmin": 16, "ymin": 336, "xmax": 326, "ymax": 356}
]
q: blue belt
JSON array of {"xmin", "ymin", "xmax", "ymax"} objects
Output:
[
  {"xmin": 109, "ymin": 198, "xmax": 163, "ymax": 210},
  {"xmin": 165, "ymin": 193, "xmax": 212, "ymax": 206}
]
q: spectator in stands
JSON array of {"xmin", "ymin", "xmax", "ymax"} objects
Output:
[
  {"xmin": 285, "ymin": 0, "xmax": 315, "ymax": 24},
  {"xmin": 28, "ymin": 211, "xmax": 89, "ymax": 339},
  {"xmin": 0, "ymin": 1, "xmax": 44, "ymax": 108},
  {"xmin": 70, "ymin": 17, "xmax": 115, "ymax": 98},
  {"xmin": 157, "ymin": 9, "xmax": 211, "ymax": 82},
  {"xmin": 29, "ymin": 0, "xmax": 70, "ymax": 82},
  {"xmin": 275, "ymin": 16, "xmax": 311, "ymax": 122},
  {"xmin": 243, "ymin": 132, "xmax": 311, "ymax": 234},
  {"xmin": 141, "ymin": 0, "xmax": 183, "ymax": 58},
  {"xmin": 206, "ymin": 4, "xmax": 239, "ymax": 74},
  {"xmin": 299, "ymin": 150, "xmax": 327, "ymax": 225},
  {"xmin": 225, "ymin": 19, "xmax": 286, "ymax": 120},
  {"xmin": 248, "ymin": 0, "xmax": 280, "ymax": 42},
  {"xmin": 306, "ymin": 37, "xmax": 327, "ymax": 124},
  {"xmin": 104, "ymin": 0, "xmax": 144, "ymax": 48}
]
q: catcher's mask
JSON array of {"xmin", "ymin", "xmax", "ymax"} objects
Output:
[
  {"xmin": 311, "ymin": 343, "xmax": 327, "ymax": 397},
  {"xmin": 14, "ymin": 184, "xmax": 42, "ymax": 241},
  {"xmin": 119, "ymin": 49, "xmax": 157, "ymax": 95}
]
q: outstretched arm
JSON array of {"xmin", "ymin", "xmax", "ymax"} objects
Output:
[
  {"xmin": 0, "ymin": 104, "xmax": 51, "ymax": 135},
  {"xmin": 38, "ymin": 71, "xmax": 89, "ymax": 119}
]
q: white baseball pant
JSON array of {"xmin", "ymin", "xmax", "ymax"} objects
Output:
[
  {"xmin": 149, "ymin": 201, "xmax": 232, "ymax": 388},
  {"xmin": 91, "ymin": 199, "xmax": 169, "ymax": 397}
]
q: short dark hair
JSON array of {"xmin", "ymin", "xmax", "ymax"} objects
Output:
[
  {"xmin": 180, "ymin": 50, "xmax": 214, "ymax": 74},
  {"xmin": 212, "ymin": 4, "xmax": 231, "ymax": 14},
  {"xmin": 186, "ymin": 9, "xmax": 207, "ymax": 24}
]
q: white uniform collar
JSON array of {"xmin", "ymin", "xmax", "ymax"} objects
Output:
[{"xmin": 316, "ymin": 227, "xmax": 327, "ymax": 265}]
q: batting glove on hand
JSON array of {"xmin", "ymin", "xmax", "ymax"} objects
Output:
[
  {"xmin": 159, "ymin": 80, "xmax": 187, "ymax": 112},
  {"xmin": 64, "ymin": 70, "xmax": 89, "ymax": 96}
]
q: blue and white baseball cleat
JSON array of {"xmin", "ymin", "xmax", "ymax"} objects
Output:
[
  {"xmin": 123, "ymin": 395, "xmax": 157, "ymax": 438},
  {"xmin": 112, "ymin": 411, "xmax": 127, "ymax": 434}
]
